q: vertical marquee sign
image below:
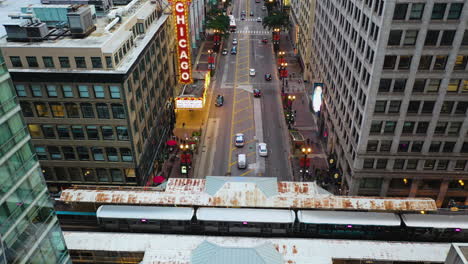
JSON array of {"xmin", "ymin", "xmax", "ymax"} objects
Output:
[{"xmin": 171, "ymin": 0, "xmax": 193, "ymax": 84}]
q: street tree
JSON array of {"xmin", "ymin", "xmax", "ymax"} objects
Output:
[{"xmin": 262, "ymin": 12, "xmax": 289, "ymax": 31}]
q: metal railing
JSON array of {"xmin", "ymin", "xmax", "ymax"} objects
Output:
[{"xmin": 69, "ymin": 184, "xmax": 166, "ymax": 191}]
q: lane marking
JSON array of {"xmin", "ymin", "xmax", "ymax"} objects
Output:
[
  {"xmin": 235, "ymin": 106, "xmax": 251, "ymax": 114},
  {"xmin": 240, "ymin": 169, "xmax": 254, "ymax": 176},
  {"xmin": 233, "ymin": 116, "xmax": 253, "ymax": 125}
]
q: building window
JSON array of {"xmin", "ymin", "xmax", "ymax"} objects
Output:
[
  {"xmin": 388, "ymin": 101, "xmax": 401, "ymax": 113},
  {"xmin": 71, "ymin": 126, "xmax": 85, "ymax": 140},
  {"xmin": 412, "ymin": 79, "xmax": 426, "ymax": 93},
  {"xmin": 110, "ymin": 169, "xmax": 123, "ymax": 182},
  {"xmin": 367, "ymin": 140, "xmax": 378, "ymax": 152},
  {"xmin": 62, "ymin": 85, "xmax": 74, "ymax": 98},
  {"xmin": 434, "ymin": 122, "xmax": 448, "ymax": 134},
  {"xmin": 455, "ymin": 102, "xmax": 468, "ymax": 114},
  {"xmin": 462, "ymin": 31, "xmax": 468, "ymax": 46},
  {"xmin": 379, "ymin": 79, "xmax": 392, "ymax": 92},
  {"xmin": 423, "ymin": 160, "xmax": 435, "ymax": 170},
  {"xmin": 50, "ymin": 103, "xmax": 65, "ymax": 117},
  {"xmin": 80, "ymin": 103, "xmax": 95, "ymax": 118},
  {"xmin": 77, "ymin": 146, "xmax": 90, "ymax": 160},
  {"xmin": 92, "ymin": 147, "xmax": 105, "ymax": 161},
  {"xmin": 35, "ymin": 102, "xmax": 49, "ymax": 117},
  {"xmin": 62, "ymin": 147, "xmax": 76, "ymax": 160},
  {"xmin": 57, "ymin": 125, "xmax": 70, "ymax": 139},
  {"xmin": 91, "ymin": 57, "xmax": 103, "ymax": 68},
  {"xmin": 393, "ymin": 4, "xmax": 408, "ymax": 20},
  {"xmin": 393, "ymin": 159, "xmax": 405, "ymax": 170},
  {"xmin": 93, "ymin": 85, "xmax": 105, "ymax": 98},
  {"xmin": 403, "ymin": 30, "xmax": 418, "ymax": 45},
  {"xmin": 10, "ymin": 56, "xmax": 22, "ymax": 67},
  {"xmin": 454, "ymin": 160, "xmax": 467, "ymax": 170},
  {"xmin": 416, "ymin": 122, "xmax": 429, "ymax": 134},
  {"xmin": 15, "ymin": 84, "xmax": 27, "ymax": 97},
  {"xmin": 96, "ymin": 169, "xmax": 109, "ymax": 182},
  {"xmin": 370, "ymin": 121, "xmax": 382, "ymax": 133},
  {"xmin": 383, "ymin": 56, "xmax": 397, "ymax": 69},
  {"xmin": 427, "ymin": 79, "xmax": 441, "ymax": 92},
  {"xmin": 418, "ymin": 55, "xmax": 432, "ymax": 70},
  {"xmin": 28, "ymin": 124, "xmax": 41, "ymax": 138},
  {"xmin": 83, "ymin": 168, "xmax": 96, "ymax": 182},
  {"xmin": 442, "ymin": 142, "xmax": 455, "ymax": 152},
  {"xmin": 398, "ymin": 141, "xmax": 410, "ymax": 152},
  {"xmin": 86, "ymin": 126, "xmax": 99, "ymax": 140},
  {"xmin": 433, "ymin": 55, "xmax": 447, "ymax": 70},
  {"xmin": 411, "ymin": 141, "xmax": 423, "ymax": 152},
  {"xmin": 96, "ymin": 103, "xmax": 110, "ymax": 119},
  {"xmin": 48, "ymin": 146, "xmax": 62, "ymax": 160},
  {"xmin": 35, "ymin": 146, "xmax": 48, "ymax": 160},
  {"xmin": 46, "ymin": 85, "xmax": 58, "ymax": 97},
  {"xmin": 42, "ymin": 56, "xmax": 54, "ymax": 68},
  {"xmin": 101, "ymin": 126, "xmax": 114, "ymax": 140},
  {"xmin": 59, "ymin": 57, "xmax": 70, "ymax": 68},
  {"xmin": 448, "ymin": 122, "xmax": 462, "ymax": 135},
  {"xmin": 376, "ymin": 159, "xmax": 388, "ymax": 169},
  {"xmin": 111, "ymin": 104, "xmax": 125, "ymax": 119},
  {"xmin": 429, "ymin": 141, "xmax": 441, "ymax": 152},
  {"xmin": 388, "ymin": 30, "xmax": 402, "ymax": 45},
  {"xmin": 384, "ymin": 121, "xmax": 396, "ymax": 134},
  {"xmin": 75, "ymin": 57, "xmax": 86, "ymax": 68},
  {"xmin": 105, "ymin": 56, "xmax": 113, "ymax": 68},
  {"xmin": 26, "ymin": 56, "xmax": 38, "ymax": 67},
  {"xmin": 359, "ymin": 178, "xmax": 382, "ymax": 189},
  {"xmin": 374, "ymin": 101, "xmax": 386, "ymax": 113},
  {"xmin": 402, "ymin": 121, "xmax": 415, "ymax": 134},
  {"xmin": 431, "ymin": 3, "xmax": 447, "ymax": 19},
  {"xmin": 398, "ymin": 56, "xmax": 412, "ymax": 69},
  {"xmin": 406, "ymin": 159, "xmax": 418, "ymax": 170},
  {"xmin": 120, "ymin": 148, "xmax": 133, "ymax": 162},
  {"xmin": 440, "ymin": 31, "xmax": 456, "ymax": 46},
  {"xmin": 409, "ymin": 3, "xmax": 425, "ymax": 19},
  {"xmin": 29, "ymin": 85, "xmax": 42, "ymax": 97},
  {"xmin": 447, "ymin": 3, "xmax": 463, "ymax": 19},
  {"xmin": 69, "ymin": 168, "xmax": 82, "ymax": 181},
  {"xmin": 117, "ymin": 126, "xmax": 129, "ymax": 140},
  {"xmin": 448, "ymin": 79, "xmax": 460, "ymax": 93},
  {"xmin": 454, "ymin": 56, "xmax": 468, "ymax": 70},
  {"xmin": 20, "ymin": 102, "xmax": 34, "ymax": 117},
  {"xmin": 106, "ymin": 147, "xmax": 119, "ymax": 162},
  {"xmin": 109, "ymin": 86, "xmax": 121, "ymax": 99},
  {"xmin": 78, "ymin": 85, "xmax": 89, "ymax": 98},
  {"xmin": 421, "ymin": 101, "xmax": 435, "ymax": 114},
  {"xmin": 424, "ymin": 30, "xmax": 439, "ymax": 46},
  {"xmin": 393, "ymin": 79, "xmax": 406, "ymax": 92},
  {"xmin": 407, "ymin": 101, "xmax": 420, "ymax": 113}
]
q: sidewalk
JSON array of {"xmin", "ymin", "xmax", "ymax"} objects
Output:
[{"xmin": 278, "ymin": 33, "xmax": 328, "ymax": 181}]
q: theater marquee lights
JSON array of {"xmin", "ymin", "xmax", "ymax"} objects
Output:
[{"xmin": 172, "ymin": 0, "xmax": 193, "ymax": 84}]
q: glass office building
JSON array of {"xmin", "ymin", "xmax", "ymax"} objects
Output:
[{"xmin": 0, "ymin": 51, "xmax": 70, "ymax": 263}]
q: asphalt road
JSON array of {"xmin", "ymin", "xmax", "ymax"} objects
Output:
[{"xmin": 201, "ymin": 0, "xmax": 291, "ymax": 180}]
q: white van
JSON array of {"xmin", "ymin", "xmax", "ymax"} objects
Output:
[{"xmin": 238, "ymin": 154, "xmax": 247, "ymax": 169}]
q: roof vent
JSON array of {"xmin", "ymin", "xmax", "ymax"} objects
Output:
[{"xmin": 67, "ymin": 5, "xmax": 96, "ymax": 38}]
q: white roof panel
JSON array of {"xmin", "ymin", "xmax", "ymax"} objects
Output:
[
  {"xmin": 196, "ymin": 208, "xmax": 295, "ymax": 223},
  {"xmin": 63, "ymin": 232, "xmax": 452, "ymax": 264},
  {"xmin": 96, "ymin": 205, "xmax": 194, "ymax": 221},
  {"xmin": 401, "ymin": 214, "xmax": 468, "ymax": 229},
  {"xmin": 297, "ymin": 210, "xmax": 401, "ymax": 226}
]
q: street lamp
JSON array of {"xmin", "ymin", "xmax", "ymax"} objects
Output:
[
  {"xmin": 301, "ymin": 147, "xmax": 312, "ymax": 179},
  {"xmin": 287, "ymin": 94, "xmax": 295, "ymax": 110}
]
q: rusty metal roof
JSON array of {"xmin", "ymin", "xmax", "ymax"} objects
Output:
[{"xmin": 60, "ymin": 177, "xmax": 437, "ymax": 211}]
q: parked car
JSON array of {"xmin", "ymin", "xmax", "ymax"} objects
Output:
[
  {"xmin": 249, "ymin": 68, "xmax": 256, "ymax": 76},
  {"xmin": 264, "ymin": 73, "xmax": 272, "ymax": 81},
  {"xmin": 232, "ymin": 38, "xmax": 238, "ymax": 45},
  {"xmin": 256, "ymin": 17, "xmax": 262, "ymax": 22},
  {"xmin": 258, "ymin": 143, "xmax": 268, "ymax": 157},
  {"xmin": 250, "ymin": 11, "xmax": 254, "ymax": 16},
  {"xmin": 253, "ymin": 88, "xmax": 262, "ymax": 97},
  {"xmin": 231, "ymin": 46, "xmax": 237, "ymax": 54},
  {"xmin": 222, "ymin": 49, "xmax": 228, "ymax": 55}
]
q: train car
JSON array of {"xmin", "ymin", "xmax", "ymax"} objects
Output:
[
  {"xmin": 55, "ymin": 211, "xmax": 99, "ymax": 231},
  {"xmin": 96, "ymin": 205, "xmax": 194, "ymax": 233},
  {"xmin": 401, "ymin": 214, "xmax": 468, "ymax": 242},
  {"xmin": 296, "ymin": 210, "xmax": 403, "ymax": 240},
  {"xmin": 196, "ymin": 207, "xmax": 295, "ymax": 235}
]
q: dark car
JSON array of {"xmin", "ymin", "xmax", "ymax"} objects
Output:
[
  {"xmin": 250, "ymin": 11, "xmax": 254, "ymax": 16},
  {"xmin": 264, "ymin": 73, "xmax": 272, "ymax": 81},
  {"xmin": 261, "ymin": 38, "xmax": 268, "ymax": 43},
  {"xmin": 215, "ymin": 95, "xmax": 224, "ymax": 106},
  {"xmin": 253, "ymin": 89, "xmax": 262, "ymax": 97}
]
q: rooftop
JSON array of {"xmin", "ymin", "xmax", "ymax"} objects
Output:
[
  {"xmin": 453, "ymin": 244, "xmax": 468, "ymax": 264},
  {"xmin": 0, "ymin": 0, "xmax": 41, "ymax": 37},
  {"xmin": 63, "ymin": 232, "xmax": 451, "ymax": 264},
  {"xmin": 60, "ymin": 177, "xmax": 438, "ymax": 211}
]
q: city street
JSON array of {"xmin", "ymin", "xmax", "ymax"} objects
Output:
[{"xmin": 196, "ymin": 0, "xmax": 291, "ymax": 179}]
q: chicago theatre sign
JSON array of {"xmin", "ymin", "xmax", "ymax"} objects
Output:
[{"xmin": 171, "ymin": 0, "xmax": 193, "ymax": 84}]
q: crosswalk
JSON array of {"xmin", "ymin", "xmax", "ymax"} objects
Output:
[{"xmin": 234, "ymin": 30, "xmax": 270, "ymax": 35}]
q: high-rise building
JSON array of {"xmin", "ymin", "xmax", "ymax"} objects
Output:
[
  {"xmin": 311, "ymin": 0, "xmax": 468, "ymax": 207},
  {"xmin": 0, "ymin": 1, "xmax": 177, "ymax": 193},
  {"xmin": 0, "ymin": 50, "xmax": 70, "ymax": 263}
]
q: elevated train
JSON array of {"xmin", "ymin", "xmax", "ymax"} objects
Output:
[{"xmin": 56, "ymin": 205, "xmax": 468, "ymax": 242}]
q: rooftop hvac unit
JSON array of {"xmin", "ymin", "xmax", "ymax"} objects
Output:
[
  {"xmin": 25, "ymin": 22, "xmax": 49, "ymax": 39},
  {"xmin": 67, "ymin": 5, "xmax": 96, "ymax": 38},
  {"xmin": 4, "ymin": 23, "xmax": 28, "ymax": 41}
]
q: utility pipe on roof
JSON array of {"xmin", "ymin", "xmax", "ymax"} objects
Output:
[{"xmin": 104, "ymin": 16, "xmax": 121, "ymax": 32}]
